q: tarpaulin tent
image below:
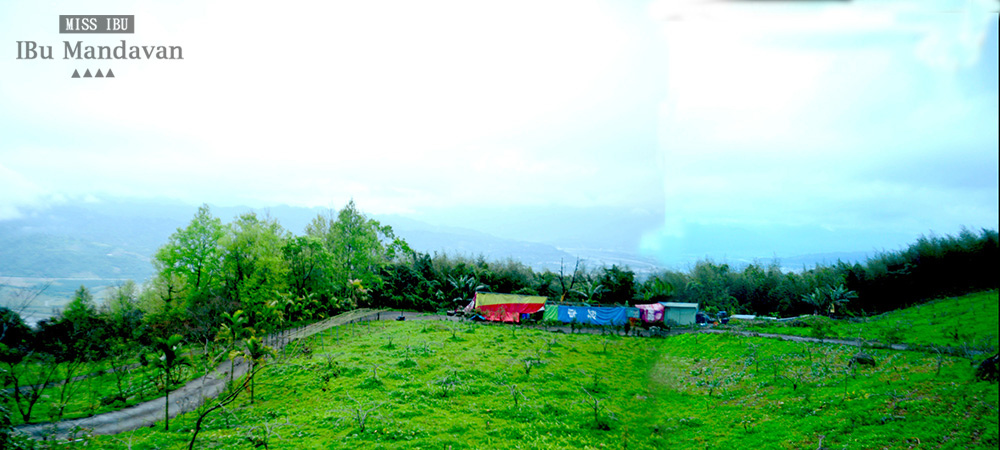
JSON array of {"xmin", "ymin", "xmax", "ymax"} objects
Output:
[
  {"xmin": 635, "ymin": 303, "xmax": 664, "ymax": 323},
  {"xmin": 473, "ymin": 293, "xmax": 547, "ymax": 323},
  {"xmin": 556, "ymin": 305, "xmax": 628, "ymax": 326},
  {"xmin": 542, "ymin": 305, "xmax": 559, "ymax": 322}
]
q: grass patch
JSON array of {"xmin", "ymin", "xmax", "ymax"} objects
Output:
[
  {"xmin": 65, "ymin": 314, "xmax": 998, "ymax": 449},
  {"xmin": 732, "ymin": 290, "xmax": 999, "ymax": 352}
]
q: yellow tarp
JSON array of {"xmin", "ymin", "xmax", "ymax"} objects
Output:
[{"xmin": 474, "ymin": 293, "xmax": 547, "ymax": 307}]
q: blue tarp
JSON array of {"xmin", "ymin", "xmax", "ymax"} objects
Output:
[{"xmin": 557, "ymin": 305, "xmax": 629, "ymax": 326}]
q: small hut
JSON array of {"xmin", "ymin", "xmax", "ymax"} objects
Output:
[{"xmin": 659, "ymin": 302, "xmax": 699, "ymax": 325}]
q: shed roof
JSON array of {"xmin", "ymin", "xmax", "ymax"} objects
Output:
[{"xmin": 659, "ymin": 302, "xmax": 699, "ymax": 309}]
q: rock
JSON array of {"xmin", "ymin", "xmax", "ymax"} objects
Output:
[
  {"xmin": 849, "ymin": 353, "xmax": 876, "ymax": 367},
  {"xmin": 975, "ymin": 353, "xmax": 999, "ymax": 382}
]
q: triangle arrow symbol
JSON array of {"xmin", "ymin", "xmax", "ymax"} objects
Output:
[
  {"xmin": 83, "ymin": 69, "xmax": 92, "ymax": 78},
  {"xmin": 106, "ymin": 69, "xmax": 115, "ymax": 78},
  {"xmin": 72, "ymin": 69, "xmax": 80, "ymax": 78},
  {"xmin": 95, "ymin": 69, "xmax": 104, "ymax": 78}
]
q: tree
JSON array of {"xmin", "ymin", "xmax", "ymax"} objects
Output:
[
  {"xmin": 0, "ymin": 307, "xmax": 59, "ymax": 424},
  {"xmin": 306, "ymin": 200, "xmax": 409, "ymax": 309},
  {"xmin": 801, "ymin": 284, "xmax": 856, "ymax": 316},
  {"xmin": 220, "ymin": 212, "xmax": 289, "ymax": 329},
  {"xmin": 282, "ymin": 235, "xmax": 330, "ymax": 301},
  {"xmin": 102, "ymin": 280, "xmax": 145, "ymax": 340},
  {"xmin": 217, "ymin": 310, "xmax": 249, "ymax": 385},
  {"xmin": 572, "ymin": 280, "xmax": 606, "ymax": 304},
  {"xmin": 639, "ymin": 276, "xmax": 675, "ymax": 302},
  {"xmin": 62, "ymin": 285, "xmax": 97, "ymax": 325},
  {"xmin": 596, "ymin": 265, "xmax": 636, "ymax": 305},
  {"xmin": 149, "ymin": 334, "xmax": 191, "ymax": 431},
  {"xmin": 241, "ymin": 335, "xmax": 274, "ymax": 404},
  {"xmin": 447, "ymin": 274, "xmax": 488, "ymax": 310},
  {"xmin": 557, "ymin": 258, "xmax": 583, "ymax": 302},
  {"xmin": 154, "ymin": 204, "xmax": 225, "ymax": 296}
]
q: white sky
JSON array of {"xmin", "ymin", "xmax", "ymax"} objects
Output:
[{"xmin": 1, "ymin": 0, "xmax": 997, "ymax": 258}]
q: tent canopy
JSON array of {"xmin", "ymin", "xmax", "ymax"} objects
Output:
[
  {"xmin": 635, "ymin": 303, "xmax": 664, "ymax": 323},
  {"xmin": 474, "ymin": 293, "xmax": 547, "ymax": 323}
]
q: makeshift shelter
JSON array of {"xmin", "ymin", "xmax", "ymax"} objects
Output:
[
  {"xmin": 635, "ymin": 303, "xmax": 664, "ymax": 323},
  {"xmin": 660, "ymin": 302, "xmax": 699, "ymax": 325},
  {"xmin": 473, "ymin": 293, "xmax": 547, "ymax": 323},
  {"xmin": 556, "ymin": 305, "xmax": 628, "ymax": 326},
  {"xmin": 542, "ymin": 305, "xmax": 559, "ymax": 322}
]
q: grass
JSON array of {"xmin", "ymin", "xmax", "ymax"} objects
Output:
[
  {"xmin": 726, "ymin": 290, "xmax": 999, "ymax": 352},
  {"xmin": 62, "ymin": 308, "xmax": 999, "ymax": 449},
  {"xmin": 5, "ymin": 345, "xmax": 226, "ymax": 426}
]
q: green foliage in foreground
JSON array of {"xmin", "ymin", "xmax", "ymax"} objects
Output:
[
  {"xmin": 729, "ymin": 290, "xmax": 999, "ymax": 352},
  {"xmin": 67, "ymin": 318, "xmax": 999, "ymax": 449}
]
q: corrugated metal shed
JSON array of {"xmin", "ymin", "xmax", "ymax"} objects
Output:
[{"xmin": 659, "ymin": 302, "xmax": 699, "ymax": 325}]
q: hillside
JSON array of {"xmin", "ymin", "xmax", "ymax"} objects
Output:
[
  {"xmin": 728, "ymin": 290, "xmax": 1000, "ymax": 351},
  {"xmin": 80, "ymin": 317, "xmax": 998, "ymax": 449}
]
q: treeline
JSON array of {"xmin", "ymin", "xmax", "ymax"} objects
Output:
[{"xmin": 3, "ymin": 202, "xmax": 998, "ymax": 354}]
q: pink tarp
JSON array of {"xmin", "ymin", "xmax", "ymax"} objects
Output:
[{"xmin": 635, "ymin": 303, "xmax": 664, "ymax": 323}]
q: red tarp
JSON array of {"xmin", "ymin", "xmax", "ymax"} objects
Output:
[{"xmin": 474, "ymin": 293, "xmax": 547, "ymax": 323}]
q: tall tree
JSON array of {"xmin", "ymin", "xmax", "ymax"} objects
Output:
[
  {"xmin": 220, "ymin": 212, "xmax": 289, "ymax": 329},
  {"xmin": 306, "ymin": 200, "xmax": 409, "ymax": 309},
  {"xmin": 154, "ymin": 204, "xmax": 225, "ymax": 296},
  {"xmin": 149, "ymin": 334, "xmax": 191, "ymax": 431}
]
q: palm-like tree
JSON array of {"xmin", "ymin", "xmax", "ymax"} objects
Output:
[
  {"xmin": 802, "ymin": 284, "xmax": 857, "ymax": 316},
  {"xmin": 242, "ymin": 335, "xmax": 274, "ymax": 404},
  {"xmin": 447, "ymin": 275, "xmax": 488, "ymax": 310},
  {"xmin": 826, "ymin": 284, "xmax": 858, "ymax": 314},
  {"xmin": 572, "ymin": 280, "xmax": 606, "ymax": 303},
  {"xmin": 640, "ymin": 277, "xmax": 675, "ymax": 302},
  {"xmin": 150, "ymin": 334, "xmax": 191, "ymax": 431},
  {"xmin": 217, "ymin": 310, "xmax": 249, "ymax": 384}
]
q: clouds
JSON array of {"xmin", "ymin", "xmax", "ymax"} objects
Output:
[
  {"xmin": 648, "ymin": 0, "xmax": 998, "ymax": 247},
  {"xmin": 0, "ymin": 0, "xmax": 996, "ymax": 261},
  {"xmin": 1, "ymin": 0, "xmax": 658, "ymax": 216}
]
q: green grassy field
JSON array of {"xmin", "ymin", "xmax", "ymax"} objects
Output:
[
  {"xmin": 728, "ymin": 290, "xmax": 999, "ymax": 351},
  {"xmin": 6, "ymin": 345, "xmax": 225, "ymax": 426},
  {"xmin": 73, "ymin": 312, "xmax": 998, "ymax": 449}
]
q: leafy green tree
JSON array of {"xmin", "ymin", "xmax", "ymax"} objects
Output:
[
  {"xmin": 595, "ymin": 265, "xmax": 636, "ymax": 305},
  {"xmin": 282, "ymin": 235, "xmax": 330, "ymax": 300},
  {"xmin": 62, "ymin": 285, "xmax": 97, "ymax": 325},
  {"xmin": 220, "ymin": 212, "xmax": 289, "ymax": 329},
  {"xmin": 155, "ymin": 204, "xmax": 225, "ymax": 296},
  {"xmin": 306, "ymin": 200, "xmax": 409, "ymax": 309},
  {"xmin": 1, "ymin": 307, "xmax": 59, "ymax": 424},
  {"xmin": 572, "ymin": 280, "xmax": 606, "ymax": 304},
  {"xmin": 687, "ymin": 261, "xmax": 738, "ymax": 313},
  {"xmin": 102, "ymin": 280, "xmax": 145, "ymax": 340},
  {"xmin": 639, "ymin": 276, "xmax": 675, "ymax": 303}
]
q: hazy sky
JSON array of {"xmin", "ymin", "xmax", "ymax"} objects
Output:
[{"xmin": 1, "ymin": 0, "xmax": 997, "ymax": 260}]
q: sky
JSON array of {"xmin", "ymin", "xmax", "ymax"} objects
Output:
[{"xmin": 1, "ymin": 0, "xmax": 997, "ymax": 263}]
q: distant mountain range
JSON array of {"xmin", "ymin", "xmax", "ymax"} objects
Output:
[{"xmin": 0, "ymin": 197, "xmax": 882, "ymax": 288}]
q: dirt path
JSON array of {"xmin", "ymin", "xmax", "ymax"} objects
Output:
[{"xmin": 14, "ymin": 309, "xmax": 388, "ymax": 441}]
